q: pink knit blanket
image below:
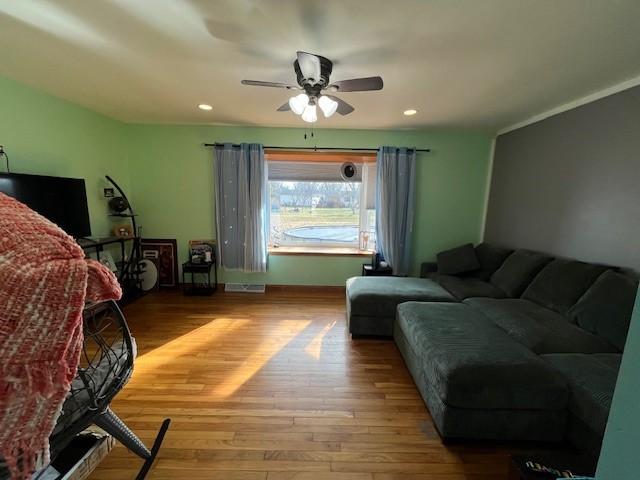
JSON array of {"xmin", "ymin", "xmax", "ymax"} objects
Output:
[{"xmin": 0, "ymin": 192, "xmax": 122, "ymax": 479}]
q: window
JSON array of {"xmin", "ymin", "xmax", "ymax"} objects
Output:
[{"xmin": 267, "ymin": 152, "xmax": 376, "ymax": 252}]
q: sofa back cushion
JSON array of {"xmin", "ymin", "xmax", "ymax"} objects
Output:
[
  {"xmin": 469, "ymin": 243, "xmax": 514, "ymax": 280},
  {"xmin": 522, "ymin": 259, "xmax": 609, "ymax": 314},
  {"xmin": 490, "ymin": 250, "xmax": 553, "ymax": 298},
  {"xmin": 436, "ymin": 243, "xmax": 480, "ymax": 275},
  {"xmin": 567, "ymin": 270, "xmax": 639, "ymax": 351}
]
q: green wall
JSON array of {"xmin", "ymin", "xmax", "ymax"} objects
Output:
[
  {"xmin": 597, "ymin": 288, "xmax": 640, "ymax": 479},
  {"xmin": 0, "ymin": 75, "xmax": 130, "ymax": 237},
  {"xmin": 0, "ymin": 74, "xmax": 492, "ymax": 285},
  {"xmin": 126, "ymin": 124, "xmax": 492, "ymax": 285}
]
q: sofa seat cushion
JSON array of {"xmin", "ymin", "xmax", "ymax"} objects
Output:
[
  {"xmin": 395, "ymin": 302, "xmax": 568, "ymax": 411},
  {"xmin": 429, "ymin": 273, "xmax": 507, "ymax": 300},
  {"xmin": 542, "ymin": 353, "xmax": 621, "ymax": 436},
  {"xmin": 490, "ymin": 250, "xmax": 553, "ymax": 297},
  {"xmin": 568, "ymin": 270, "xmax": 638, "ymax": 351},
  {"xmin": 465, "ymin": 298, "xmax": 618, "ymax": 354},
  {"xmin": 522, "ymin": 259, "xmax": 610, "ymax": 314},
  {"xmin": 346, "ymin": 277, "xmax": 454, "ymax": 319}
]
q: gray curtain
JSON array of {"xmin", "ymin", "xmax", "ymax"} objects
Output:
[
  {"xmin": 213, "ymin": 143, "xmax": 267, "ymax": 272},
  {"xmin": 375, "ymin": 146, "xmax": 416, "ymax": 276}
]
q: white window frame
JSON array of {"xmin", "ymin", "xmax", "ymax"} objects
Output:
[{"xmin": 267, "ymin": 163, "xmax": 376, "ymax": 251}]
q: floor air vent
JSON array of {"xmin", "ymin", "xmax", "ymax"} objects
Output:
[{"xmin": 224, "ymin": 283, "xmax": 266, "ymax": 293}]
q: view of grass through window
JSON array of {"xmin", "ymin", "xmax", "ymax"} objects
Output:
[{"xmin": 270, "ymin": 181, "xmax": 365, "ymax": 247}]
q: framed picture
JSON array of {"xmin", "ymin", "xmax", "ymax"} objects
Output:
[
  {"xmin": 140, "ymin": 238, "xmax": 179, "ymax": 288},
  {"xmin": 140, "ymin": 250, "xmax": 160, "ymax": 292},
  {"xmin": 188, "ymin": 239, "xmax": 217, "ymax": 264}
]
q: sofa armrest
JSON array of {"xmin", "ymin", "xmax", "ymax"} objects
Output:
[{"xmin": 420, "ymin": 262, "xmax": 438, "ymax": 278}]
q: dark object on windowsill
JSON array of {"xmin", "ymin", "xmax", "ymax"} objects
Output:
[
  {"xmin": 362, "ymin": 263, "xmax": 393, "ymax": 277},
  {"xmin": 371, "ymin": 252, "xmax": 383, "ymax": 269},
  {"xmin": 182, "ymin": 260, "xmax": 218, "ymax": 295}
]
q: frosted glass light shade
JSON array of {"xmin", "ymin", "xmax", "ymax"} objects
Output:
[
  {"xmin": 318, "ymin": 95, "xmax": 338, "ymax": 117},
  {"xmin": 289, "ymin": 93, "xmax": 309, "ymax": 115},
  {"xmin": 301, "ymin": 104, "xmax": 317, "ymax": 123}
]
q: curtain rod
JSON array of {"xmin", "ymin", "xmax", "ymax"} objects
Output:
[{"xmin": 203, "ymin": 143, "xmax": 430, "ymax": 153}]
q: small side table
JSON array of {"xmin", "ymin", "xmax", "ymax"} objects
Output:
[
  {"xmin": 362, "ymin": 264, "xmax": 393, "ymax": 276},
  {"xmin": 182, "ymin": 261, "xmax": 217, "ymax": 296}
]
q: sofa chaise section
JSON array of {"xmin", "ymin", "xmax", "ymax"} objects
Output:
[
  {"xmin": 346, "ymin": 276, "xmax": 454, "ymax": 336},
  {"xmin": 346, "ymin": 244, "xmax": 537, "ymax": 336},
  {"xmin": 402, "ymin": 266, "xmax": 636, "ymax": 448},
  {"xmin": 542, "ymin": 353, "xmax": 622, "ymax": 453},
  {"xmin": 394, "ymin": 302, "xmax": 568, "ymax": 442},
  {"xmin": 540, "ymin": 270, "xmax": 638, "ymax": 452}
]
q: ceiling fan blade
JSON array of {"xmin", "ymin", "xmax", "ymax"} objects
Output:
[
  {"xmin": 297, "ymin": 51, "xmax": 321, "ymax": 83},
  {"xmin": 327, "ymin": 76, "xmax": 383, "ymax": 92},
  {"xmin": 241, "ymin": 80, "xmax": 300, "ymax": 90},
  {"xmin": 277, "ymin": 102, "xmax": 291, "ymax": 112},
  {"xmin": 326, "ymin": 95, "xmax": 354, "ymax": 115}
]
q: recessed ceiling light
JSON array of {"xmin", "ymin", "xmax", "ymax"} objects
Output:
[
  {"xmin": 198, "ymin": 104, "xmax": 213, "ymax": 111},
  {"xmin": 403, "ymin": 109, "xmax": 418, "ymax": 116}
]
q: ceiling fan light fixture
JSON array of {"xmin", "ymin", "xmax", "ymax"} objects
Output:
[
  {"xmin": 301, "ymin": 104, "xmax": 317, "ymax": 123},
  {"xmin": 198, "ymin": 103, "xmax": 213, "ymax": 111},
  {"xmin": 403, "ymin": 109, "xmax": 418, "ymax": 116},
  {"xmin": 289, "ymin": 93, "xmax": 309, "ymax": 115},
  {"xmin": 318, "ymin": 95, "xmax": 338, "ymax": 118}
]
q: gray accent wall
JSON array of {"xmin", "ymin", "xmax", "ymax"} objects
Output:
[{"xmin": 485, "ymin": 85, "xmax": 640, "ymax": 271}]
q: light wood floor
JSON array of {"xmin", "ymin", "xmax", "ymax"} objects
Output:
[{"xmin": 89, "ymin": 288, "xmax": 509, "ymax": 480}]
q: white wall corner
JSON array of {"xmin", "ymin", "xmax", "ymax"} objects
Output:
[
  {"xmin": 497, "ymin": 74, "xmax": 640, "ymax": 136},
  {"xmin": 479, "ymin": 137, "xmax": 496, "ymax": 242}
]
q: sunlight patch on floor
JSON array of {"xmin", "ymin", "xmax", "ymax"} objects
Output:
[
  {"xmin": 304, "ymin": 320, "xmax": 337, "ymax": 360},
  {"xmin": 133, "ymin": 317, "xmax": 250, "ymax": 372},
  {"xmin": 212, "ymin": 319, "xmax": 311, "ymax": 399}
]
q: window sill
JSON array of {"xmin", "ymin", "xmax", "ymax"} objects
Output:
[{"xmin": 268, "ymin": 246, "xmax": 374, "ymax": 257}]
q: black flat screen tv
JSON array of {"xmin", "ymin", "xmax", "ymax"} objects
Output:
[{"xmin": 0, "ymin": 172, "xmax": 92, "ymax": 237}]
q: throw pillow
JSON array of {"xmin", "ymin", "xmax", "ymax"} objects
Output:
[
  {"xmin": 468, "ymin": 243, "xmax": 514, "ymax": 280},
  {"xmin": 522, "ymin": 259, "xmax": 609, "ymax": 314},
  {"xmin": 436, "ymin": 243, "xmax": 480, "ymax": 275},
  {"xmin": 568, "ymin": 270, "xmax": 638, "ymax": 351},
  {"xmin": 490, "ymin": 250, "xmax": 553, "ymax": 297}
]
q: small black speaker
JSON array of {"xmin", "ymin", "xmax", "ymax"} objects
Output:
[
  {"xmin": 108, "ymin": 196, "xmax": 129, "ymax": 213},
  {"xmin": 341, "ymin": 162, "xmax": 357, "ymax": 181}
]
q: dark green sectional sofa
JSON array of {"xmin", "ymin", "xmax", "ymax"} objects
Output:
[{"xmin": 345, "ymin": 243, "xmax": 638, "ymax": 452}]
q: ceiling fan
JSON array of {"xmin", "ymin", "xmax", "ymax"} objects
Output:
[{"xmin": 241, "ymin": 51, "xmax": 383, "ymax": 123}]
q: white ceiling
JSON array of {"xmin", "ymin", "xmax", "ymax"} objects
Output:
[{"xmin": 1, "ymin": 0, "xmax": 639, "ymax": 131}]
